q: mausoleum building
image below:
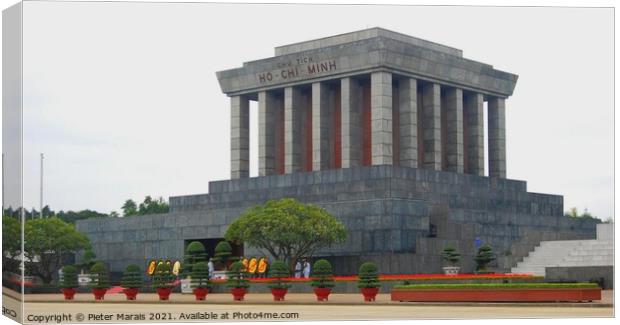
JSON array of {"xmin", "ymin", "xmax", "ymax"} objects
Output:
[{"xmin": 77, "ymin": 28, "xmax": 598, "ymax": 275}]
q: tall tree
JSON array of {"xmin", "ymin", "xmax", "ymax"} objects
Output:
[
  {"xmin": 24, "ymin": 217, "xmax": 90, "ymax": 284},
  {"xmin": 2, "ymin": 215, "xmax": 22, "ymax": 274},
  {"xmin": 122, "ymin": 199, "xmax": 138, "ymax": 217},
  {"xmin": 225, "ymin": 198, "xmax": 347, "ymax": 270}
]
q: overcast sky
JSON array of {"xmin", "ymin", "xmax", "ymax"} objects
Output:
[{"xmin": 7, "ymin": 2, "xmax": 614, "ymax": 219}]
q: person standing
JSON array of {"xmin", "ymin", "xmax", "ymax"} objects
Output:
[
  {"xmin": 294, "ymin": 260, "xmax": 302, "ymax": 278},
  {"xmin": 207, "ymin": 258, "xmax": 215, "ymax": 279},
  {"xmin": 302, "ymin": 259, "xmax": 311, "ymax": 278}
]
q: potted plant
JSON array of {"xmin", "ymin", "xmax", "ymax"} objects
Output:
[
  {"xmin": 226, "ymin": 261, "xmax": 249, "ymax": 301},
  {"xmin": 190, "ymin": 261, "xmax": 211, "ymax": 301},
  {"xmin": 310, "ymin": 259, "xmax": 335, "ymax": 301},
  {"xmin": 442, "ymin": 246, "xmax": 461, "ymax": 275},
  {"xmin": 152, "ymin": 262, "xmax": 175, "ymax": 300},
  {"xmin": 59, "ymin": 265, "xmax": 78, "ymax": 300},
  {"xmin": 267, "ymin": 261, "xmax": 291, "ymax": 301},
  {"xmin": 183, "ymin": 241, "xmax": 207, "ymax": 277},
  {"xmin": 214, "ymin": 241, "xmax": 236, "ymax": 270},
  {"xmin": 120, "ymin": 264, "xmax": 143, "ymax": 300},
  {"xmin": 88, "ymin": 261, "xmax": 110, "ymax": 300},
  {"xmin": 357, "ymin": 262, "xmax": 381, "ymax": 302},
  {"xmin": 474, "ymin": 244, "xmax": 496, "ymax": 274}
]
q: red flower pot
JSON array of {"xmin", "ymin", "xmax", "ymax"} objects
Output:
[
  {"xmin": 230, "ymin": 287, "xmax": 247, "ymax": 301},
  {"xmin": 61, "ymin": 288, "xmax": 76, "ymax": 300},
  {"xmin": 193, "ymin": 287, "xmax": 209, "ymax": 301},
  {"xmin": 270, "ymin": 288, "xmax": 288, "ymax": 301},
  {"xmin": 313, "ymin": 287, "xmax": 332, "ymax": 301},
  {"xmin": 156, "ymin": 288, "xmax": 172, "ymax": 301},
  {"xmin": 123, "ymin": 288, "xmax": 139, "ymax": 300},
  {"xmin": 360, "ymin": 287, "xmax": 379, "ymax": 302},
  {"xmin": 92, "ymin": 288, "xmax": 107, "ymax": 300}
]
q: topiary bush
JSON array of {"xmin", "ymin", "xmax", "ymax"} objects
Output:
[
  {"xmin": 214, "ymin": 241, "xmax": 237, "ymax": 269},
  {"xmin": 442, "ymin": 246, "xmax": 461, "ymax": 266},
  {"xmin": 59, "ymin": 265, "xmax": 78, "ymax": 288},
  {"xmin": 151, "ymin": 262, "xmax": 175, "ymax": 289},
  {"xmin": 474, "ymin": 244, "xmax": 496, "ymax": 272},
  {"xmin": 121, "ymin": 264, "xmax": 143, "ymax": 289},
  {"xmin": 183, "ymin": 241, "xmax": 207, "ymax": 276},
  {"xmin": 357, "ymin": 262, "xmax": 381, "ymax": 289},
  {"xmin": 267, "ymin": 260, "xmax": 291, "ymax": 289},
  {"xmin": 191, "ymin": 261, "xmax": 211, "ymax": 289},
  {"xmin": 89, "ymin": 261, "xmax": 110, "ymax": 289},
  {"xmin": 226, "ymin": 261, "xmax": 250, "ymax": 289},
  {"xmin": 310, "ymin": 259, "xmax": 335, "ymax": 288}
]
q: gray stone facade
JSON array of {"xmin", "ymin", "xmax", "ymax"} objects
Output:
[
  {"xmin": 76, "ymin": 28, "xmax": 598, "ymax": 276},
  {"xmin": 77, "ymin": 166, "xmax": 597, "ymax": 275}
]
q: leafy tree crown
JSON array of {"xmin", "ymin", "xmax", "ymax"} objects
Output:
[
  {"xmin": 190, "ymin": 261, "xmax": 211, "ymax": 289},
  {"xmin": 310, "ymin": 259, "xmax": 334, "ymax": 288},
  {"xmin": 59, "ymin": 265, "xmax": 78, "ymax": 288},
  {"xmin": 121, "ymin": 264, "xmax": 143, "ymax": 289},
  {"xmin": 357, "ymin": 262, "xmax": 381, "ymax": 289},
  {"xmin": 225, "ymin": 198, "xmax": 346, "ymax": 267},
  {"xmin": 89, "ymin": 261, "xmax": 110, "ymax": 289}
]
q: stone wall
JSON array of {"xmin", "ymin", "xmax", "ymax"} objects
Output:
[{"xmin": 77, "ymin": 165, "xmax": 598, "ymax": 274}]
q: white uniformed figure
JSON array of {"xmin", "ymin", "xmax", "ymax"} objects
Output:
[
  {"xmin": 302, "ymin": 259, "xmax": 311, "ymax": 278},
  {"xmin": 207, "ymin": 258, "xmax": 215, "ymax": 279},
  {"xmin": 294, "ymin": 260, "xmax": 302, "ymax": 278}
]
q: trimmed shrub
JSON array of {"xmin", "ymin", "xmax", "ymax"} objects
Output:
[
  {"xmin": 226, "ymin": 261, "xmax": 249, "ymax": 289},
  {"xmin": 89, "ymin": 261, "xmax": 110, "ymax": 289},
  {"xmin": 267, "ymin": 260, "xmax": 291, "ymax": 289},
  {"xmin": 151, "ymin": 262, "xmax": 175, "ymax": 289},
  {"xmin": 121, "ymin": 264, "xmax": 143, "ymax": 289},
  {"xmin": 59, "ymin": 265, "xmax": 78, "ymax": 288},
  {"xmin": 474, "ymin": 244, "xmax": 496, "ymax": 272},
  {"xmin": 190, "ymin": 261, "xmax": 211, "ymax": 289},
  {"xmin": 442, "ymin": 246, "xmax": 461, "ymax": 266},
  {"xmin": 310, "ymin": 259, "xmax": 335, "ymax": 288},
  {"xmin": 357, "ymin": 262, "xmax": 381, "ymax": 289},
  {"xmin": 214, "ymin": 241, "xmax": 237, "ymax": 268},
  {"xmin": 183, "ymin": 241, "xmax": 207, "ymax": 276}
]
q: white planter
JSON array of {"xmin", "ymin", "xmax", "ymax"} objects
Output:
[{"xmin": 443, "ymin": 266, "xmax": 460, "ymax": 276}]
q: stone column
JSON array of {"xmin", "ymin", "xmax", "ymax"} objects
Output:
[
  {"xmin": 258, "ymin": 91, "xmax": 277, "ymax": 176},
  {"xmin": 488, "ymin": 97, "xmax": 506, "ymax": 178},
  {"xmin": 399, "ymin": 78, "xmax": 418, "ymax": 168},
  {"xmin": 464, "ymin": 93, "xmax": 484, "ymax": 176},
  {"xmin": 444, "ymin": 88, "xmax": 464, "ymax": 173},
  {"xmin": 422, "ymin": 83, "xmax": 442, "ymax": 170},
  {"xmin": 341, "ymin": 77, "xmax": 362, "ymax": 168},
  {"xmin": 230, "ymin": 96, "xmax": 250, "ymax": 179},
  {"xmin": 284, "ymin": 87, "xmax": 302, "ymax": 173},
  {"xmin": 370, "ymin": 71, "xmax": 393, "ymax": 165},
  {"xmin": 312, "ymin": 82, "xmax": 330, "ymax": 171}
]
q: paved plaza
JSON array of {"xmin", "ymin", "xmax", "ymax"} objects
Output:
[{"xmin": 3, "ymin": 289, "xmax": 614, "ymax": 323}]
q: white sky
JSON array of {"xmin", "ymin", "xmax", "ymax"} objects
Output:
[{"xmin": 4, "ymin": 2, "xmax": 614, "ymax": 219}]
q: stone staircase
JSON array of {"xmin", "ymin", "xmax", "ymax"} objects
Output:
[{"xmin": 511, "ymin": 224, "xmax": 613, "ymax": 276}]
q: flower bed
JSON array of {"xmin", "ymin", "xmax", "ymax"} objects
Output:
[
  {"xmin": 391, "ymin": 283, "xmax": 601, "ymax": 302},
  {"xmin": 210, "ymin": 273, "xmax": 539, "ymax": 284}
]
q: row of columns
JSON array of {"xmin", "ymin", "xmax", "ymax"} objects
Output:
[{"xmin": 230, "ymin": 72, "xmax": 506, "ymax": 179}]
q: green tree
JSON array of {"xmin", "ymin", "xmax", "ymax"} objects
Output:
[
  {"xmin": 182, "ymin": 241, "xmax": 207, "ymax": 277},
  {"xmin": 2, "ymin": 215, "xmax": 21, "ymax": 274},
  {"xmin": 225, "ymin": 198, "xmax": 346, "ymax": 270},
  {"xmin": 267, "ymin": 260, "xmax": 291, "ymax": 289},
  {"xmin": 190, "ymin": 261, "xmax": 211, "ymax": 289},
  {"xmin": 474, "ymin": 244, "xmax": 496, "ymax": 272},
  {"xmin": 59, "ymin": 265, "xmax": 78, "ymax": 288},
  {"xmin": 122, "ymin": 200, "xmax": 138, "ymax": 217},
  {"xmin": 121, "ymin": 264, "xmax": 143, "ymax": 289},
  {"xmin": 138, "ymin": 196, "xmax": 169, "ymax": 215},
  {"xmin": 89, "ymin": 261, "xmax": 110, "ymax": 289},
  {"xmin": 226, "ymin": 261, "xmax": 249, "ymax": 289},
  {"xmin": 24, "ymin": 217, "xmax": 90, "ymax": 284},
  {"xmin": 151, "ymin": 262, "xmax": 175, "ymax": 289},
  {"xmin": 77, "ymin": 248, "xmax": 97, "ymax": 273},
  {"xmin": 357, "ymin": 262, "xmax": 381, "ymax": 289},
  {"xmin": 310, "ymin": 259, "xmax": 335, "ymax": 288},
  {"xmin": 442, "ymin": 246, "xmax": 461, "ymax": 266}
]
